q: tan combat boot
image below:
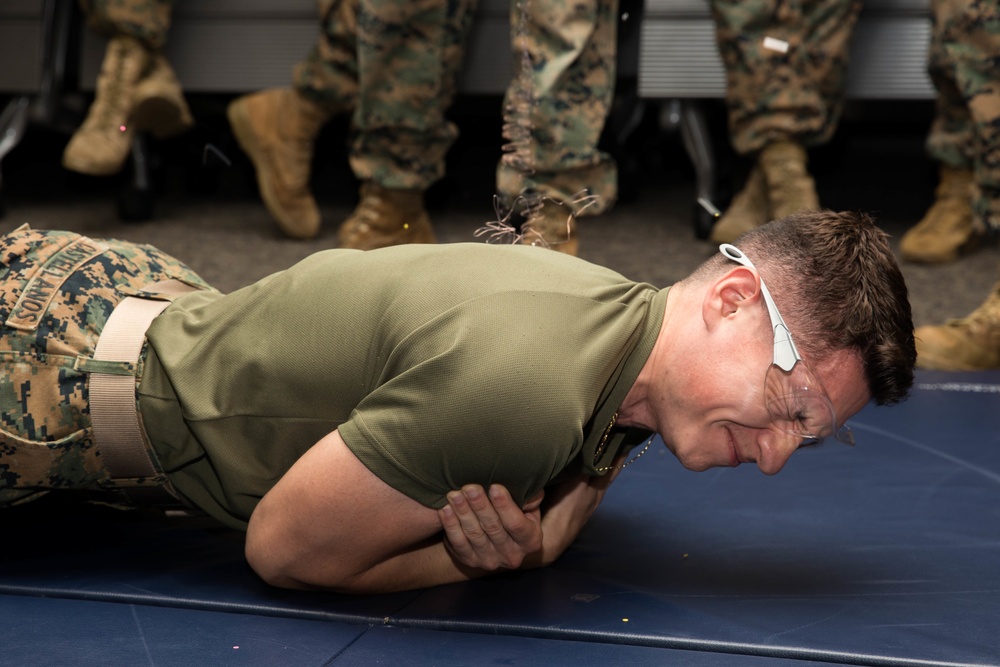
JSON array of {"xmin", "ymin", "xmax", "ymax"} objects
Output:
[
  {"xmin": 337, "ymin": 182, "xmax": 436, "ymax": 250},
  {"xmin": 758, "ymin": 140, "xmax": 820, "ymax": 219},
  {"xmin": 63, "ymin": 35, "xmax": 151, "ymax": 176},
  {"xmin": 227, "ymin": 89, "xmax": 332, "ymax": 239},
  {"xmin": 132, "ymin": 54, "xmax": 193, "ymax": 139},
  {"xmin": 900, "ymin": 165, "xmax": 981, "ymax": 264},
  {"xmin": 519, "ymin": 200, "xmax": 579, "ymax": 255},
  {"xmin": 915, "ymin": 282, "xmax": 1000, "ymax": 370},
  {"xmin": 709, "ymin": 165, "xmax": 770, "ymax": 244}
]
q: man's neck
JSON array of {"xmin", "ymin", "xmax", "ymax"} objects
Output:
[{"xmin": 615, "ymin": 282, "xmax": 686, "ymax": 431}]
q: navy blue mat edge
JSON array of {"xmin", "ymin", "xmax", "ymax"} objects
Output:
[
  {"xmin": 0, "ymin": 585, "xmax": 387, "ymax": 626},
  {"xmin": 0, "ymin": 585, "xmax": 989, "ymax": 667},
  {"xmin": 388, "ymin": 618, "xmax": 995, "ymax": 667}
]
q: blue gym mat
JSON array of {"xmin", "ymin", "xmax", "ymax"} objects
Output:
[{"xmin": 2, "ymin": 370, "xmax": 998, "ymax": 666}]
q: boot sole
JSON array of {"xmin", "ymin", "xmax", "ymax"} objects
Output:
[
  {"xmin": 61, "ymin": 153, "xmax": 127, "ymax": 177},
  {"xmin": 902, "ymin": 235, "xmax": 984, "ymax": 264},
  {"xmin": 916, "ymin": 350, "xmax": 997, "ymax": 371},
  {"xmin": 61, "ymin": 133, "xmax": 132, "ymax": 177},
  {"xmin": 901, "ymin": 248, "xmax": 961, "ymax": 264},
  {"xmin": 227, "ymin": 99, "xmax": 320, "ymax": 240},
  {"xmin": 338, "ymin": 220, "xmax": 437, "ymax": 251}
]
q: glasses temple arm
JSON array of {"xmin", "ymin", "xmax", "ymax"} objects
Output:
[{"xmin": 719, "ymin": 243, "xmax": 801, "ymax": 371}]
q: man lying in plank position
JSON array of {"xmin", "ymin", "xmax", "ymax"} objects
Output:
[{"xmin": 0, "ymin": 210, "xmax": 915, "ymax": 593}]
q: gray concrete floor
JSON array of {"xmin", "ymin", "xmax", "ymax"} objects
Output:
[{"xmin": 1, "ymin": 95, "xmax": 996, "ymax": 328}]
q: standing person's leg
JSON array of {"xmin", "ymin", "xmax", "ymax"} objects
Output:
[
  {"xmin": 496, "ymin": 0, "xmax": 618, "ymax": 256},
  {"xmin": 80, "ymin": 0, "xmax": 172, "ymax": 47},
  {"xmin": 337, "ymin": 0, "xmax": 478, "ymax": 250},
  {"xmin": 709, "ymin": 0, "xmax": 861, "ymax": 243},
  {"xmin": 910, "ymin": 0, "xmax": 1000, "ymax": 370},
  {"xmin": 63, "ymin": 0, "xmax": 191, "ymax": 176},
  {"xmin": 901, "ymin": 0, "xmax": 999, "ymax": 263},
  {"xmin": 228, "ymin": 0, "xmax": 361, "ymax": 240}
]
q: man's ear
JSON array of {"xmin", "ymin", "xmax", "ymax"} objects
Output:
[{"xmin": 702, "ymin": 266, "xmax": 762, "ymax": 329}]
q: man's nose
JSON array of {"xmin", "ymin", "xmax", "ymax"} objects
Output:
[{"xmin": 755, "ymin": 427, "xmax": 799, "ymax": 475}]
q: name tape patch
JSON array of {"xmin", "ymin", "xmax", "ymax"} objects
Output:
[{"xmin": 6, "ymin": 237, "xmax": 109, "ymax": 331}]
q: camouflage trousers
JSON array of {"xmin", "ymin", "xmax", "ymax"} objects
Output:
[
  {"xmin": 926, "ymin": 0, "xmax": 1000, "ymax": 232},
  {"xmin": 711, "ymin": 0, "xmax": 863, "ymax": 155},
  {"xmin": 0, "ymin": 226, "xmax": 211, "ymax": 507},
  {"xmin": 294, "ymin": 0, "xmax": 477, "ymax": 191},
  {"xmin": 78, "ymin": 0, "xmax": 175, "ymax": 50},
  {"xmin": 496, "ymin": 0, "xmax": 619, "ymax": 217}
]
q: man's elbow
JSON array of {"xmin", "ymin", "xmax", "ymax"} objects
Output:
[
  {"xmin": 244, "ymin": 515, "xmax": 352, "ymax": 593},
  {"xmin": 244, "ymin": 524, "xmax": 303, "ymax": 588},
  {"xmin": 244, "ymin": 538, "xmax": 359, "ymax": 592},
  {"xmin": 245, "ymin": 539, "xmax": 300, "ymax": 590}
]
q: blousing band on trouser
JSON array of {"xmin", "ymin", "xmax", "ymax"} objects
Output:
[{"xmin": 89, "ymin": 279, "xmax": 198, "ymax": 506}]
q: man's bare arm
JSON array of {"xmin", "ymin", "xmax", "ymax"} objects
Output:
[
  {"xmin": 245, "ymin": 430, "xmax": 621, "ymax": 594},
  {"xmin": 246, "ymin": 429, "xmax": 477, "ymax": 594}
]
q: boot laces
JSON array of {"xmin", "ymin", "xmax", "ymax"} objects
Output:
[
  {"xmin": 348, "ymin": 186, "xmax": 416, "ymax": 233},
  {"xmin": 353, "ymin": 193, "xmax": 385, "ymax": 226},
  {"xmin": 96, "ymin": 41, "xmax": 132, "ymax": 129},
  {"xmin": 769, "ymin": 157, "xmax": 812, "ymax": 197},
  {"xmin": 920, "ymin": 199, "xmax": 972, "ymax": 235}
]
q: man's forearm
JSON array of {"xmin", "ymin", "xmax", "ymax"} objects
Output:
[{"xmin": 288, "ymin": 536, "xmax": 493, "ymax": 595}]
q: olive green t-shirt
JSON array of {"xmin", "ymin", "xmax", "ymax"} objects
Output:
[{"xmin": 139, "ymin": 243, "xmax": 667, "ymax": 530}]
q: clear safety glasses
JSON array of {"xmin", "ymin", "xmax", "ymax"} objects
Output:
[{"xmin": 720, "ymin": 244, "xmax": 855, "ymax": 447}]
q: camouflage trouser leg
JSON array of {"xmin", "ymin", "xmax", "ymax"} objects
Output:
[
  {"xmin": 496, "ymin": 0, "xmax": 619, "ymax": 216},
  {"xmin": 925, "ymin": 0, "xmax": 1000, "ymax": 232},
  {"xmin": 294, "ymin": 0, "xmax": 360, "ymax": 112},
  {"xmin": 295, "ymin": 0, "xmax": 477, "ymax": 191},
  {"xmin": 0, "ymin": 226, "xmax": 212, "ymax": 507},
  {"xmin": 78, "ymin": 0, "xmax": 174, "ymax": 50},
  {"xmin": 711, "ymin": 0, "xmax": 863, "ymax": 155}
]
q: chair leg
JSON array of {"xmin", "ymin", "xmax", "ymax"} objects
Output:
[
  {"xmin": 35, "ymin": 0, "xmax": 76, "ymax": 125},
  {"xmin": 659, "ymin": 99, "xmax": 720, "ymax": 239},
  {"xmin": 118, "ymin": 133, "xmax": 155, "ymax": 222},
  {"xmin": 678, "ymin": 100, "xmax": 718, "ymax": 240},
  {"xmin": 0, "ymin": 97, "xmax": 31, "ymax": 164},
  {"xmin": 0, "ymin": 97, "xmax": 32, "ymax": 218}
]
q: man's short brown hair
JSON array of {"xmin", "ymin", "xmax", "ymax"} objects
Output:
[{"xmin": 697, "ymin": 210, "xmax": 916, "ymax": 405}]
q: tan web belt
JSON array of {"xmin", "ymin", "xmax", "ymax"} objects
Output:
[{"xmin": 89, "ymin": 279, "xmax": 197, "ymax": 504}]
